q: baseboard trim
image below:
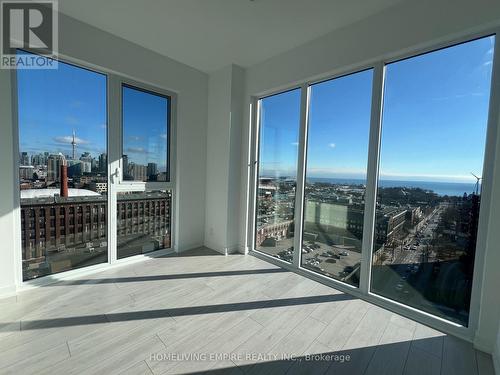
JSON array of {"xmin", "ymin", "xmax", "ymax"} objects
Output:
[
  {"xmin": 0, "ymin": 285, "xmax": 17, "ymax": 302},
  {"xmin": 203, "ymin": 240, "xmax": 244, "ymax": 256},
  {"xmin": 203, "ymin": 240, "xmax": 227, "ymax": 255},
  {"xmin": 175, "ymin": 242, "xmax": 204, "ymax": 253}
]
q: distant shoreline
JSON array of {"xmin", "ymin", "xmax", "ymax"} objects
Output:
[
  {"xmin": 261, "ymin": 176, "xmax": 478, "ymax": 197},
  {"xmin": 310, "ymin": 177, "xmax": 477, "ymax": 197}
]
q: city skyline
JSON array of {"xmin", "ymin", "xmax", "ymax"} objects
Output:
[{"xmin": 17, "ymin": 51, "xmax": 169, "ymax": 173}]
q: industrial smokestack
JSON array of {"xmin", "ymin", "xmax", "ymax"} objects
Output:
[{"xmin": 60, "ymin": 163, "xmax": 68, "ymax": 198}]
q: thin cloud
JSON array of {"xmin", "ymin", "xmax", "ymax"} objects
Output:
[
  {"xmin": 159, "ymin": 134, "xmax": 168, "ymax": 140},
  {"xmin": 54, "ymin": 136, "xmax": 89, "ymax": 144},
  {"xmin": 431, "ymin": 92, "xmax": 484, "ymax": 101},
  {"xmin": 128, "ymin": 136, "xmax": 143, "ymax": 141},
  {"xmin": 291, "ymin": 142, "xmax": 299, "ymax": 146},
  {"xmin": 328, "ymin": 143, "xmax": 336, "ymax": 149},
  {"xmin": 126, "ymin": 147, "xmax": 148, "ymax": 154}
]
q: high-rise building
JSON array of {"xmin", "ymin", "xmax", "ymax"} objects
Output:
[
  {"xmin": 47, "ymin": 153, "xmax": 66, "ymax": 182},
  {"xmin": 122, "ymin": 154, "xmax": 132, "ymax": 180},
  {"xmin": 31, "ymin": 153, "xmax": 47, "ymax": 167},
  {"xmin": 147, "ymin": 162, "xmax": 158, "ymax": 180},
  {"xmin": 130, "ymin": 163, "xmax": 147, "ymax": 181},
  {"xmin": 67, "ymin": 159, "xmax": 82, "ymax": 177},
  {"xmin": 20, "ymin": 152, "xmax": 30, "ymax": 166},
  {"xmin": 81, "ymin": 161, "xmax": 92, "ymax": 173},
  {"xmin": 98, "ymin": 153, "xmax": 107, "ymax": 172}
]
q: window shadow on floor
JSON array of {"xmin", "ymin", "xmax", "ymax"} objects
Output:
[
  {"xmin": 2, "ymin": 293, "xmax": 355, "ymax": 332},
  {"xmin": 193, "ymin": 336, "xmax": 450, "ymax": 375},
  {"xmin": 43, "ymin": 268, "xmax": 289, "ymax": 286}
]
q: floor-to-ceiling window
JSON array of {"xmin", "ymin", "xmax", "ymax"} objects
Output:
[
  {"xmin": 301, "ymin": 69, "xmax": 373, "ymax": 287},
  {"xmin": 117, "ymin": 84, "xmax": 172, "ymax": 259},
  {"xmin": 17, "ymin": 51, "xmax": 108, "ymax": 281},
  {"xmin": 16, "ymin": 53, "xmax": 176, "ymax": 280},
  {"xmin": 251, "ymin": 34, "xmax": 496, "ymax": 327},
  {"xmin": 254, "ymin": 89, "xmax": 301, "ymax": 262},
  {"xmin": 370, "ymin": 36, "xmax": 495, "ymax": 325}
]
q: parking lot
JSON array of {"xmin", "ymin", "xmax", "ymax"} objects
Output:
[{"xmin": 257, "ymin": 237, "xmax": 361, "ymax": 284}]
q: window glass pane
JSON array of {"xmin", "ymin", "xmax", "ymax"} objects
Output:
[
  {"xmin": 371, "ymin": 36, "xmax": 495, "ymax": 325},
  {"xmin": 255, "ymin": 89, "xmax": 301, "ymax": 262},
  {"xmin": 122, "ymin": 85, "xmax": 169, "ymax": 182},
  {"xmin": 117, "ymin": 190, "xmax": 172, "ymax": 259},
  {"xmin": 301, "ymin": 70, "xmax": 373, "ymax": 286},
  {"xmin": 17, "ymin": 51, "xmax": 108, "ymax": 280}
]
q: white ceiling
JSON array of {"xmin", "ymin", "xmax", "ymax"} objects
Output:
[{"xmin": 58, "ymin": 0, "xmax": 403, "ymax": 73}]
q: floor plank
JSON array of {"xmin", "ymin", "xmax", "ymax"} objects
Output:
[{"xmin": 0, "ymin": 247, "xmax": 492, "ymax": 375}]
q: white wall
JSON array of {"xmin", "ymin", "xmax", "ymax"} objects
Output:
[
  {"xmin": 204, "ymin": 65, "xmax": 244, "ymax": 254},
  {"xmin": 0, "ymin": 11, "xmax": 208, "ymax": 295},
  {"xmin": 0, "ymin": 70, "xmax": 17, "ymax": 297},
  {"xmin": 237, "ymin": 0, "xmax": 500, "ymax": 353},
  {"xmin": 205, "ymin": 66, "xmax": 232, "ymax": 252}
]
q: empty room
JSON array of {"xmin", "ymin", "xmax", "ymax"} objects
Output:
[{"xmin": 1, "ymin": 0, "xmax": 500, "ymax": 374}]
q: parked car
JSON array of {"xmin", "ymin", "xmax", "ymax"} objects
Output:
[
  {"xmin": 395, "ymin": 282, "xmax": 404, "ymax": 292},
  {"xmin": 344, "ymin": 266, "xmax": 354, "ymax": 273}
]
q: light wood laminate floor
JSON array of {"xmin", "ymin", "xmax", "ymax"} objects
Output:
[{"xmin": 0, "ymin": 248, "xmax": 495, "ymax": 375}]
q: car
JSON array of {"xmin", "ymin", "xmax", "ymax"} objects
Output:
[
  {"xmin": 395, "ymin": 282, "xmax": 404, "ymax": 292},
  {"xmin": 344, "ymin": 266, "xmax": 354, "ymax": 273},
  {"xmin": 411, "ymin": 245, "xmax": 418, "ymax": 251},
  {"xmin": 320, "ymin": 252, "xmax": 330, "ymax": 257},
  {"xmin": 339, "ymin": 251, "xmax": 349, "ymax": 256}
]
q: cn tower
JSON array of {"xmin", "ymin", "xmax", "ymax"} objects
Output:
[{"xmin": 71, "ymin": 129, "xmax": 77, "ymax": 160}]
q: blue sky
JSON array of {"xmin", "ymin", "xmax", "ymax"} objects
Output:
[
  {"xmin": 18, "ymin": 54, "xmax": 107, "ymax": 158},
  {"xmin": 18, "ymin": 52, "xmax": 169, "ymax": 172},
  {"xmin": 259, "ymin": 35, "xmax": 495, "ymax": 183},
  {"xmin": 122, "ymin": 86, "xmax": 169, "ymax": 172}
]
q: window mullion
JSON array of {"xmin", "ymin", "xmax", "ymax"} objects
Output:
[
  {"xmin": 107, "ymin": 74, "xmax": 122, "ymax": 264},
  {"xmin": 292, "ymin": 84, "xmax": 311, "ymax": 268},
  {"xmin": 359, "ymin": 62, "xmax": 385, "ymax": 295}
]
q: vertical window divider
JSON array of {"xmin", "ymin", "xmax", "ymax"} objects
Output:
[
  {"xmin": 250, "ymin": 97, "xmax": 261, "ymax": 254},
  {"xmin": 359, "ymin": 62, "xmax": 385, "ymax": 295},
  {"xmin": 247, "ymin": 97, "xmax": 260, "ymax": 253},
  {"xmin": 292, "ymin": 84, "xmax": 311, "ymax": 268},
  {"xmin": 107, "ymin": 74, "xmax": 121, "ymax": 264}
]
